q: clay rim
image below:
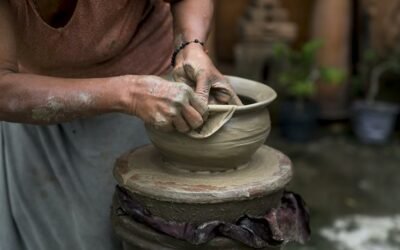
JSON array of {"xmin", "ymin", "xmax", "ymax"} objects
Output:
[{"xmin": 209, "ymin": 75, "xmax": 277, "ymax": 114}]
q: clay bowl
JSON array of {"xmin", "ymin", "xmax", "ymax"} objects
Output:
[{"xmin": 146, "ymin": 76, "xmax": 277, "ymax": 172}]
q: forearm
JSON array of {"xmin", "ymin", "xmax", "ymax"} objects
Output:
[
  {"xmin": 0, "ymin": 72, "xmax": 128, "ymax": 124},
  {"xmin": 170, "ymin": 0, "xmax": 214, "ymax": 46},
  {"xmin": 168, "ymin": 0, "xmax": 241, "ymax": 105}
]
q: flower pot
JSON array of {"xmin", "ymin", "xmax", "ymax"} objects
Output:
[
  {"xmin": 352, "ymin": 101, "xmax": 399, "ymax": 144},
  {"xmin": 279, "ymin": 100, "xmax": 318, "ymax": 142}
]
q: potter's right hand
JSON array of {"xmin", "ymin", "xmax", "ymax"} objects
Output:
[{"xmin": 124, "ymin": 75, "xmax": 208, "ymax": 133}]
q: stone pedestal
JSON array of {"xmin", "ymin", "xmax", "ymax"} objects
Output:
[
  {"xmin": 235, "ymin": 0, "xmax": 297, "ymax": 82},
  {"xmin": 112, "ymin": 145, "xmax": 293, "ymax": 249},
  {"xmin": 235, "ymin": 43, "xmax": 276, "ymax": 83}
]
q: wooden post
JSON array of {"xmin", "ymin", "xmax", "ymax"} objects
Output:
[{"xmin": 312, "ymin": 0, "xmax": 352, "ymax": 119}]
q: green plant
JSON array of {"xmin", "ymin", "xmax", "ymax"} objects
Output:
[
  {"xmin": 355, "ymin": 48, "xmax": 400, "ymax": 103},
  {"xmin": 352, "ymin": 49, "xmax": 379, "ymax": 98},
  {"xmin": 366, "ymin": 49, "xmax": 400, "ymax": 103},
  {"xmin": 320, "ymin": 67, "xmax": 347, "ymax": 86},
  {"xmin": 273, "ymin": 40, "xmax": 346, "ymax": 100}
]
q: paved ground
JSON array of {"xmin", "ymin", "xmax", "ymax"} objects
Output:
[
  {"xmin": 266, "ymin": 128, "xmax": 400, "ymax": 250},
  {"xmin": 218, "ymin": 62, "xmax": 400, "ymax": 249}
]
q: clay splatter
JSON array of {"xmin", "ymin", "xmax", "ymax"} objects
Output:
[
  {"xmin": 32, "ymin": 92, "xmax": 94, "ymax": 122},
  {"xmin": 32, "ymin": 96, "xmax": 64, "ymax": 122}
]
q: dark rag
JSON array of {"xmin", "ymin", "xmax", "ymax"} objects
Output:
[{"xmin": 115, "ymin": 186, "xmax": 310, "ymax": 249}]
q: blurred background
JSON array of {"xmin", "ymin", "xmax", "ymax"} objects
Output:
[{"xmin": 209, "ymin": 0, "xmax": 400, "ymax": 249}]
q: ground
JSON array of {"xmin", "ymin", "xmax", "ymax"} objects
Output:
[{"xmin": 266, "ymin": 128, "xmax": 400, "ymax": 250}]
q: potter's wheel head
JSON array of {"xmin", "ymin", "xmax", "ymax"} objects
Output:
[{"xmin": 114, "ymin": 145, "xmax": 292, "ymax": 223}]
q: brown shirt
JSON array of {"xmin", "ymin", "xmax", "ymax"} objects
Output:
[{"xmin": 8, "ymin": 0, "xmax": 173, "ymax": 78}]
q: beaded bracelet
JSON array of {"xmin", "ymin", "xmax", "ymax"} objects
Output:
[{"xmin": 171, "ymin": 39, "xmax": 205, "ymax": 67}]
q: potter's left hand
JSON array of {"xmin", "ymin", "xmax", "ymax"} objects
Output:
[{"xmin": 172, "ymin": 44, "xmax": 242, "ymax": 105}]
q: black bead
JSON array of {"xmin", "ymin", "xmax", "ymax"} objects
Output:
[{"xmin": 171, "ymin": 39, "xmax": 206, "ymax": 67}]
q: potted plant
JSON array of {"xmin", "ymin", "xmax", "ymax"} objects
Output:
[
  {"xmin": 274, "ymin": 40, "xmax": 346, "ymax": 142},
  {"xmin": 352, "ymin": 50, "xmax": 400, "ymax": 144}
]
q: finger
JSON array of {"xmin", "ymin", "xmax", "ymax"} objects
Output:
[
  {"xmin": 211, "ymin": 87, "xmax": 244, "ymax": 105},
  {"xmin": 191, "ymin": 70, "xmax": 211, "ymax": 104},
  {"xmin": 212, "ymin": 81, "xmax": 243, "ymax": 105},
  {"xmin": 150, "ymin": 110, "xmax": 174, "ymax": 132},
  {"xmin": 173, "ymin": 115, "xmax": 191, "ymax": 133},
  {"xmin": 208, "ymin": 94, "xmax": 218, "ymax": 104},
  {"xmin": 173, "ymin": 66, "xmax": 195, "ymax": 87},
  {"xmin": 189, "ymin": 93, "xmax": 208, "ymax": 119},
  {"xmin": 230, "ymin": 92, "xmax": 243, "ymax": 105},
  {"xmin": 172, "ymin": 65, "xmax": 186, "ymax": 82},
  {"xmin": 211, "ymin": 88, "xmax": 232, "ymax": 104},
  {"xmin": 182, "ymin": 105, "xmax": 204, "ymax": 130},
  {"xmin": 214, "ymin": 89, "xmax": 243, "ymax": 105}
]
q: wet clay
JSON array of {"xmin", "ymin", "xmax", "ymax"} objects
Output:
[
  {"xmin": 113, "ymin": 145, "xmax": 292, "ymax": 223},
  {"xmin": 146, "ymin": 76, "xmax": 277, "ymax": 172}
]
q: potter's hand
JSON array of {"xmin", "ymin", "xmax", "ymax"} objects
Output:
[
  {"xmin": 126, "ymin": 76, "xmax": 207, "ymax": 133},
  {"xmin": 172, "ymin": 45, "xmax": 242, "ymax": 105}
]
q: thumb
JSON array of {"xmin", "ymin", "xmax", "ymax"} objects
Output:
[
  {"xmin": 193, "ymin": 71, "xmax": 210, "ymax": 104},
  {"xmin": 173, "ymin": 65, "xmax": 195, "ymax": 88},
  {"xmin": 182, "ymin": 64, "xmax": 210, "ymax": 104}
]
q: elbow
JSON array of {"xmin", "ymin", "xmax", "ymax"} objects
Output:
[
  {"xmin": 0, "ymin": 68, "xmax": 19, "ymax": 118},
  {"xmin": 0, "ymin": 63, "xmax": 18, "ymax": 90},
  {"xmin": 0, "ymin": 63, "xmax": 18, "ymax": 77},
  {"xmin": 0, "ymin": 69, "xmax": 16, "ymax": 92}
]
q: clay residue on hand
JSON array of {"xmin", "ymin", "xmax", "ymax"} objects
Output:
[
  {"xmin": 153, "ymin": 111, "xmax": 169, "ymax": 128},
  {"xmin": 77, "ymin": 92, "xmax": 93, "ymax": 104},
  {"xmin": 32, "ymin": 92, "xmax": 94, "ymax": 122},
  {"xmin": 32, "ymin": 96, "xmax": 64, "ymax": 122}
]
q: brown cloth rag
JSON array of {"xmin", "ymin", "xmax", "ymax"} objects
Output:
[{"xmin": 115, "ymin": 186, "xmax": 310, "ymax": 249}]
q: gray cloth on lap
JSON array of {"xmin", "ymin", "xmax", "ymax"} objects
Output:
[{"xmin": 0, "ymin": 114, "xmax": 150, "ymax": 250}]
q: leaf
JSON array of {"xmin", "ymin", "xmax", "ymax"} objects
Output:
[
  {"xmin": 273, "ymin": 39, "xmax": 324, "ymax": 99},
  {"xmin": 362, "ymin": 49, "xmax": 378, "ymax": 63},
  {"xmin": 301, "ymin": 40, "xmax": 323, "ymax": 63},
  {"xmin": 273, "ymin": 43, "xmax": 290, "ymax": 58},
  {"xmin": 288, "ymin": 80, "xmax": 315, "ymax": 98},
  {"xmin": 320, "ymin": 67, "xmax": 346, "ymax": 85}
]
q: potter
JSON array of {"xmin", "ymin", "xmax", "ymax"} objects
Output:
[{"xmin": 0, "ymin": 0, "xmax": 240, "ymax": 249}]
